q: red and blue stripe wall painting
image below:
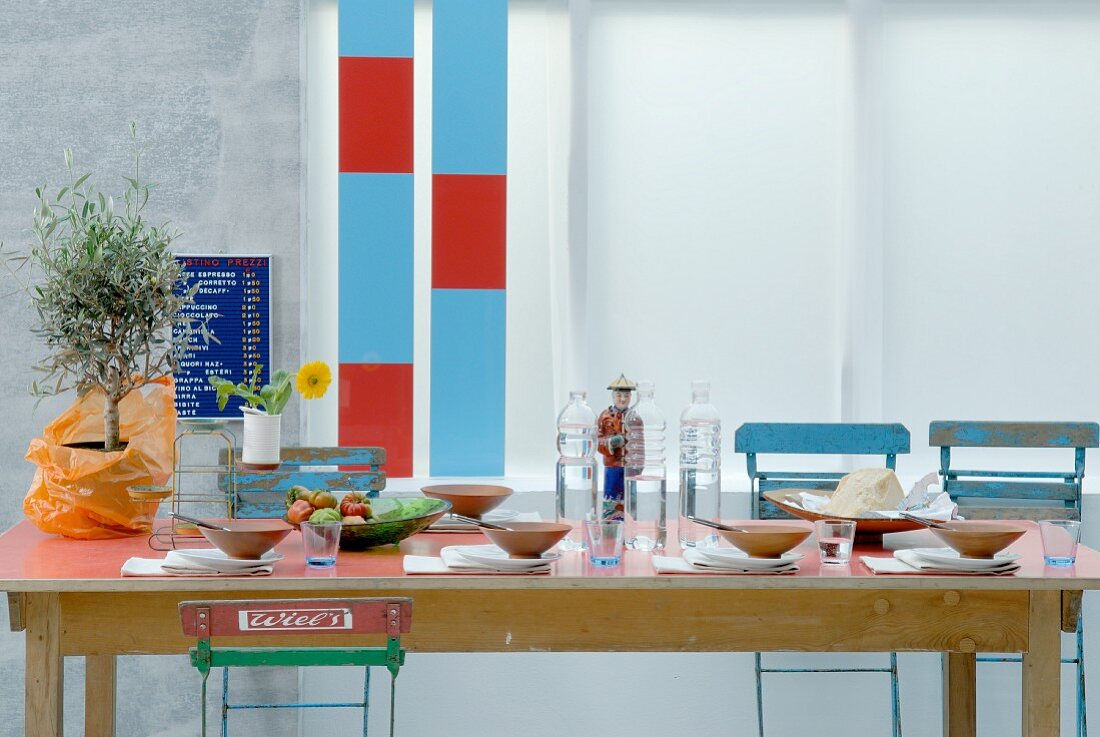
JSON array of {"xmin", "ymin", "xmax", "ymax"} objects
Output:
[
  {"xmin": 338, "ymin": 0, "xmax": 415, "ymax": 476},
  {"xmin": 431, "ymin": 0, "xmax": 508, "ymax": 476}
]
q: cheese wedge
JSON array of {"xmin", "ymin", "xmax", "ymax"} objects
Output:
[{"xmin": 822, "ymin": 468, "xmax": 905, "ymax": 518}]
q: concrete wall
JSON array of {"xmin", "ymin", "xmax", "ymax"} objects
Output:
[{"xmin": 0, "ymin": 2, "xmax": 302, "ymax": 734}]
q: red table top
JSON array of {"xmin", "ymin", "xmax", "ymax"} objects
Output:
[{"xmin": 0, "ymin": 519, "xmax": 1098, "ymax": 592}]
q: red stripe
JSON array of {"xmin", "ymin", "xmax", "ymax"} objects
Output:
[
  {"xmin": 431, "ymin": 174, "xmax": 506, "ymax": 290},
  {"xmin": 339, "ymin": 363, "xmax": 413, "ymax": 477},
  {"xmin": 339, "ymin": 57, "xmax": 413, "ymax": 173}
]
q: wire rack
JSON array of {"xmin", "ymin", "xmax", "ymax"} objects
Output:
[{"xmin": 148, "ymin": 419, "xmax": 236, "ymax": 551}]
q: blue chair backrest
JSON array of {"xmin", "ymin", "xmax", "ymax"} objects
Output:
[
  {"xmin": 229, "ymin": 447, "xmax": 387, "ymax": 518},
  {"xmin": 734, "ymin": 423, "xmax": 911, "ymax": 519},
  {"xmin": 928, "ymin": 421, "xmax": 1098, "ymax": 521}
]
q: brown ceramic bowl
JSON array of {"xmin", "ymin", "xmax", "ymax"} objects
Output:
[
  {"xmin": 762, "ymin": 489, "xmax": 924, "ymax": 541},
  {"xmin": 421, "ymin": 484, "xmax": 513, "ymax": 518},
  {"xmin": 715, "ymin": 521, "xmax": 814, "ymax": 559},
  {"xmin": 930, "ymin": 521, "xmax": 1027, "ymax": 559},
  {"xmin": 481, "ymin": 522, "xmax": 572, "ymax": 559},
  {"xmin": 198, "ymin": 519, "xmax": 294, "ymax": 560}
]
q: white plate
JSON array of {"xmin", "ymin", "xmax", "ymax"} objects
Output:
[
  {"xmin": 171, "ymin": 549, "xmax": 284, "ymax": 571},
  {"xmin": 480, "ymin": 509, "xmax": 520, "ymax": 523},
  {"xmin": 695, "ymin": 548, "xmax": 804, "ymax": 569},
  {"xmin": 449, "ymin": 544, "xmax": 560, "ymax": 570},
  {"xmin": 905, "ymin": 548, "xmax": 1021, "ymax": 570}
]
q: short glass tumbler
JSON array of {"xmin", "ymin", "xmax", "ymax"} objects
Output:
[
  {"xmin": 1040, "ymin": 519, "xmax": 1081, "ymax": 567},
  {"xmin": 302, "ymin": 521, "xmax": 341, "ymax": 568},
  {"xmin": 815, "ymin": 519, "xmax": 856, "ymax": 565},
  {"xmin": 585, "ymin": 520, "xmax": 625, "ymax": 567}
]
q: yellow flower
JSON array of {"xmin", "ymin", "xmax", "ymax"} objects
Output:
[{"xmin": 295, "ymin": 361, "xmax": 332, "ymax": 400}]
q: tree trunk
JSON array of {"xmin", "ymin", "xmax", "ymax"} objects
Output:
[{"xmin": 104, "ymin": 368, "xmax": 121, "ymax": 451}]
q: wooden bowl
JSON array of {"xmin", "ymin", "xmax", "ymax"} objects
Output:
[
  {"xmin": 199, "ymin": 519, "xmax": 294, "ymax": 560},
  {"xmin": 929, "ymin": 521, "xmax": 1027, "ymax": 559},
  {"xmin": 715, "ymin": 521, "xmax": 813, "ymax": 558},
  {"xmin": 762, "ymin": 489, "xmax": 924, "ymax": 541},
  {"xmin": 421, "ymin": 485, "xmax": 513, "ymax": 518},
  {"xmin": 481, "ymin": 522, "xmax": 572, "ymax": 559}
]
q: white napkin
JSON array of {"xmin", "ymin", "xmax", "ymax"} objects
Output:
[
  {"xmin": 793, "ymin": 488, "xmax": 957, "ymax": 522},
  {"xmin": 653, "ymin": 551, "xmax": 798, "ymax": 575},
  {"xmin": 403, "ymin": 546, "xmax": 552, "ymax": 575},
  {"xmin": 860, "ymin": 552, "xmax": 1019, "ymax": 576},
  {"xmin": 121, "ymin": 552, "xmax": 274, "ymax": 577},
  {"xmin": 428, "ymin": 511, "xmax": 542, "ymax": 532}
]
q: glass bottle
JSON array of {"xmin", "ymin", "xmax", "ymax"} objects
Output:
[
  {"xmin": 624, "ymin": 381, "xmax": 666, "ymax": 551},
  {"xmin": 556, "ymin": 390, "xmax": 598, "ymax": 551},
  {"xmin": 678, "ymin": 380, "xmax": 722, "ymax": 549}
]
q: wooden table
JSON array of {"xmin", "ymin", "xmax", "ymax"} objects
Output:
[{"xmin": 0, "ymin": 520, "xmax": 1096, "ymax": 737}]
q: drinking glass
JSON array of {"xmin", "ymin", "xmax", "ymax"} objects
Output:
[
  {"xmin": 1040, "ymin": 519, "xmax": 1081, "ymax": 566},
  {"xmin": 585, "ymin": 520, "xmax": 625, "ymax": 567},
  {"xmin": 815, "ymin": 519, "xmax": 856, "ymax": 565},
  {"xmin": 302, "ymin": 521, "xmax": 341, "ymax": 568}
]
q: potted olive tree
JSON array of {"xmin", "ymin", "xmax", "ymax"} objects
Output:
[{"xmin": 3, "ymin": 127, "xmax": 210, "ymax": 537}]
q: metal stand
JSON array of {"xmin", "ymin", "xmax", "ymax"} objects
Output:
[{"xmin": 149, "ymin": 420, "xmax": 236, "ymax": 551}]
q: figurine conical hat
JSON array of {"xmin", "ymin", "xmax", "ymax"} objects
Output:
[{"xmin": 606, "ymin": 374, "xmax": 637, "ymax": 391}]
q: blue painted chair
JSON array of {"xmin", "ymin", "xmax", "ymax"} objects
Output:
[
  {"xmin": 224, "ymin": 446, "xmax": 387, "ymax": 736},
  {"xmin": 735, "ymin": 422, "xmax": 910, "ymax": 737},
  {"xmin": 930, "ymin": 421, "xmax": 1099, "ymax": 737}
]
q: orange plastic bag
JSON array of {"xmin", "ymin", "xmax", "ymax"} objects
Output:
[{"xmin": 23, "ymin": 377, "xmax": 176, "ymax": 539}]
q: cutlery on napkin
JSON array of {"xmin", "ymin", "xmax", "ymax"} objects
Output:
[
  {"xmin": 860, "ymin": 550, "xmax": 1020, "ymax": 575},
  {"xmin": 403, "ymin": 546, "xmax": 552, "ymax": 574},
  {"xmin": 653, "ymin": 550, "xmax": 799, "ymax": 575},
  {"xmin": 428, "ymin": 511, "xmax": 542, "ymax": 532},
  {"xmin": 121, "ymin": 552, "xmax": 274, "ymax": 577}
]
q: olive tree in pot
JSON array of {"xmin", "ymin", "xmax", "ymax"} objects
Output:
[
  {"xmin": 8, "ymin": 129, "xmax": 206, "ymax": 449},
  {"xmin": 2, "ymin": 128, "xmax": 210, "ymax": 537}
]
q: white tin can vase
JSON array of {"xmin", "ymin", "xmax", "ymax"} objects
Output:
[{"xmin": 241, "ymin": 408, "xmax": 281, "ymax": 468}]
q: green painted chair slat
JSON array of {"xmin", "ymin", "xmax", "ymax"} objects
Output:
[
  {"xmin": 235, "ymin": 446, "xmax": 387, "ymax": 466},
  {"xmin": 929, "ymin": 421, "xmax": 1099, "ymax": 449},
  {"xmin": 734, "ymin": 422, "xmax": 910, "ymax": 456},
  {"xmin": 943, "ymin": 479, "xmax": 1080, "ymax": 502}
]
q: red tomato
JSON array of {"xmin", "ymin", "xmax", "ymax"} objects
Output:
[{"xmin": 287, "ymin": 499, "xmax": 315, "ymax": 524}]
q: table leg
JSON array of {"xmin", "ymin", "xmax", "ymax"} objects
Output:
[
  {"xmin": 25, "ymin": 592, "xmax": 62, "ymax": 737},
  {"xmin": 943, "ymin": 652, "xmax": 976, "ymax": 737},
  {"xmin": 85, "ymin": 655, "xmax": 116, "ymax": 737},
  {"xmin": 1022, "ymin": 590, "xmax": 1061, "ymax": 737}
]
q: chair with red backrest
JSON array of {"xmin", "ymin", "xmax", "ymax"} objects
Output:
[{"xmin": 181, "ymin": 597, "xmax": 412, "ymax": 737}]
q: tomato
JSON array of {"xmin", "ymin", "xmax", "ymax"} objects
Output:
[
  {"xmin": 286, "ymin": 500, "xmax": 315, "ymax": 524},
  {"xmin": 309, "ymin": 490, "xmax": 338, "ymax": 509},
  {"xmin": 342, "ymin": 515, "xmax": 367, "ymax": 525},
  {"xmin": 340, "ymin": 500, "xmax": 371, "ymax": 518}
]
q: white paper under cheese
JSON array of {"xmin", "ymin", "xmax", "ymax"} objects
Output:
[{"xmin": 822, "ymin": 468, "xmax": 905, "ymax": 518}]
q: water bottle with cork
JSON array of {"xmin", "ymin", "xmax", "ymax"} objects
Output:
[
  {"xmin": 678, "ymin": 380, "xmax": 722, "ymax": 549},
  {"xmin": 624, "ymin": 380, "xmax": 667, "ymax": 551},
  {"xmin": 556, "ymin": 390, "xmax": 598, "ymax": 551}
]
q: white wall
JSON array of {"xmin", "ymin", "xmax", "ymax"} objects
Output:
[{"xmin": 305, "ymin": 1, "xmax": 1100, "ymax": 735}]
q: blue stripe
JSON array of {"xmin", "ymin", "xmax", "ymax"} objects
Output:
[
  {"xmin": 339, "ymin": 0, "xmax": 413, "ymax": 58},
  {"xmin": 432, "ymin": 0, "xmax": 507, "ymax": 175},
  {"xmin": 339, "ymin": 173, "xmax": 413, "ymax": 364},
  {"xmin": 430, "ymin": 289, "xmax": 506, "ymax": 475}
]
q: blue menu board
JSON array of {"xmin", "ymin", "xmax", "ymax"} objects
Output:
[{"xmin": 173, "ymin": 254, "xmax": 272, "ymax": 419}]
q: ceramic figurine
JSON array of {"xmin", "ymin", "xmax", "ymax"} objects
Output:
[{"xmin": 597, "ymin": 374, "xmax": 636, "ymax": 521}]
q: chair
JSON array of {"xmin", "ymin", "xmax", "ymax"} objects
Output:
[
  {"xmin": 735, "ymin": 422, "xmax": 910, "ymax": 737},
  {"xmin": 930, "ymin": 420, "xmax": 1100, "ymax": 737},
  {"xmin": 182, "ymin": 597, "xmax": 411, "ymax": 737},
  {"xmin": 220, "ymin": 446, "xmax": 386, "ymax": 734}
]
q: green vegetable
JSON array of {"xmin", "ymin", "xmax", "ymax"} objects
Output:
[
  {"xmin": 308, "ymin": 508, "xmax": 342, "ymax": 524},
  {"xmin": 372, "ymin": 498, "xmax": 437, "ymax": 523}
]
